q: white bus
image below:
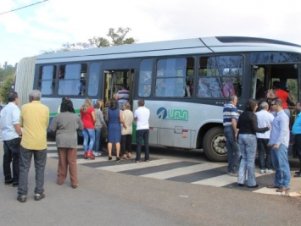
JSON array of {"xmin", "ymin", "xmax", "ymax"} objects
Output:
[{"xmin": 15, "ymin": 36, "xmax": 301, "ymax": 161}]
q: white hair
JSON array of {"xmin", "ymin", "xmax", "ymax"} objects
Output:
[{"xmin": 29, "ymin": 90, "xmax": 41, "ymax": 101}]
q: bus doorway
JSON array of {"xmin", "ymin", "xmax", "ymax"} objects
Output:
[
  {"xmin": 252, "ymin": 63, "xmax": 298, "ymax": 121},
  {"xmin": 103, "ymin": 69, "xmax": 134, "ymax": 108},
  {"xmin": 252, "ymin": 64, "xmax": 298, "ymax": 103}
]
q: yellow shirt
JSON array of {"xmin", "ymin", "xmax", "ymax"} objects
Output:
[{"xmin": 20, "ymin": 101, "xmax": 49, "ymax": 150}]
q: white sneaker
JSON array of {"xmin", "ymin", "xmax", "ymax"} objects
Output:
[
  {"xmin": 93, "ymin": 152, "xmax": 101, "ymax": 157},
  {"xmin": 260, "ymin": 169, "xmax": 265, "ymax": 174},
  {"xmin": 266, "ymin": 169, "xmax": 273, "ymax": 174}
]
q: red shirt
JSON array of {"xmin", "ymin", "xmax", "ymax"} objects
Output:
[
  {"xmin": 275, "ymin": 89, "xmax": 289, "ymax": 109},
  {"xmin": 80, "ymin": 107, "xmax": 95, "ymax": 129}
]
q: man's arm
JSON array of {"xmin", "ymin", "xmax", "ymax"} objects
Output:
[{"xmin": 14, "ymin": 124, "xmax": 22, "ymax": 136}]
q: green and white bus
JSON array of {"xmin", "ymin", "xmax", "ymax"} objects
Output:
[{"xmin": 15, "ymin": 36, "xmax": 301, "ymax": 161}]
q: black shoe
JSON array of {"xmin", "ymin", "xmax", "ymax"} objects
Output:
[
  {"xmin": 5, "ymin": 179, "xmax": 13, "ymax": 185},
  {"xmin": 34, "ymin": 193, "xmax": 45, "ymax": 201},
  {"xmin": 237, "ymin": 183, "xmax": 244, "ymax": 187},
  {"xmin": 247, "ymin": 184, "xmax": 259, "ymax": 188},
  {"xmin": 17, "ymin": 195, "xmax": 27, "ymax": 203},
  {"xmin": 116, "ymin": 157, "xmax": 120, "ymax": 162},
  {"xmin": 108, "ymin": 156, "xmax": 112, "ymax": 160},
  {"xmin": 12, "ymin": 182, "xmax": 18, "ymax": 187}
]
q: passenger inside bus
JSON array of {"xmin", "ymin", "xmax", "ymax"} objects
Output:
[
  {"xmin": 266, "ymin": 80, "xmax": 295, "ymax": 116},
  {"xmin": 255, "ymin": 79, "xmax": 266, "ymax": 99},
  {"xmin": 185, "ymin": 80, "xmax": 193, "ymax": 97},
  {"xmin": 222, "ymin": 79, "xmax": 235, "ymax": 98}
]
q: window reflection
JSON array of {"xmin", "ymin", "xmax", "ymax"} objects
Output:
[
  {"xmin": 39, "ymin": 65, "xmax": 55, "ymax": 95},
  {"xmin": 198, "ymin": 55, "xmax": 242, "ymax": 98},
  {"xmin": 155, "ymin": 57, "xmax": 194, "ymax": 97}
]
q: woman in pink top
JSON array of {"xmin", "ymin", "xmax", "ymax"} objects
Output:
[{"xmin": 80, "ymin": 99, "xmax": 96, "ymax": 160}]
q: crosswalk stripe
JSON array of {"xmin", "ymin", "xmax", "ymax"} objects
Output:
[
  {"xmin": 192, "ymin": 174, "xmax": 237, "ymax": 187},
  {"xmin": 142, "ymin": 162, "xmax": 226, "ymax": 180},
  {"xmin": 47, "ymin": 141, "xmax": 56, "ymax": 145},
  {"xmin": 47, "ymin": 146, "xmax": 57, "ymax": 151},
  {"xmin": 253, "ymin": 187, "xmax": 301, "ymax": 197},
  {"xmin": 97, "ymin": 159, "xmax": 181, "ymax": 172},
  {"xmin": 47, "ymin": 152, "xmax": 58, "ymax": 158}
]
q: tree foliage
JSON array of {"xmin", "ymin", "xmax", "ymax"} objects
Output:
[
  {"xmin": 0, "ymin": 64, "xmax": 16, "ymax": 81},
  {"xmin": 0, "ymin": 64, "xmax": 16, "ymax": 103},
  {"xmin": 61, "ymin": 27, "xmax": 136, "ymax": 50},
  {"xmin": 0, "ymin": 75, "xmax": 14, "ymax": 103}
]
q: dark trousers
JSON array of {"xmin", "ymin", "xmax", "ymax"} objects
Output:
[
  {"xmin": 3, "ymin": 138, "xmax": 21, "ymax": 183},
  {"xmin": 121, "ymin": 134, "xmax": 132, "ymax": 155},
  {"xmin": 257, "ymin": 138, "xmax": 272, "ymax": 170},
  {"xmin": 294, "ymin": 134, "xmax": 301, "ymax": 171},
  {"xmin": 18, "ymin": 146, "xmax": 47, "ymax": 195},
  {"xmin": 135, "ymin": 129, "xmax": 149, "ymax": 161}
]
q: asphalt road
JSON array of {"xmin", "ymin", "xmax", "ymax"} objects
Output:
[{"xmin": 1, "ymin": 143, "xmax": 301, "ymax": 226}]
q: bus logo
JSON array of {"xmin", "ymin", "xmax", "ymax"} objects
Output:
[{"xmin": 156, "ymin": 107, "xmax": 188, "ymax": 121}]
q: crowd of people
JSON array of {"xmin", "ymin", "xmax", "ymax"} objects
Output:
[
  {"xmin": 1, "ymin": 81, "xmax": 299, "ymax": 202},
  {"xmin": 0, "ymin": 89, "xmax": 150, "ymax": 203},
  {"xmin": 223, "ymin": 84, "xmax": 298, "ymax": 193}
]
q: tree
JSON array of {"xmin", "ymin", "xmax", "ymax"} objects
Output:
[
  {"xmin": 61, "ymin": 27, "xmax": 136, "ymax": 50},
  {"xmin": 0, "ymin": 63, "xmax": 16, "ymax": 81},
  {"xmin": 105, "ymin": 27, "xmax": 135, "ymax": 46},
  {"xmin": 0, "ymin": 75, "xmax": 14, "ymax": 103}
]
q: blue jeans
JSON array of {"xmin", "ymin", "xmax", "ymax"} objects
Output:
[
  {"xmin": 238, "ymin": 134, "xmax": 257, "ymax": 186},
  {"xmin": 257, "ymin": 138, "xmax": 272, "ymax": 170},
  {"xmin": 271, "ymin": 144, "xmax": 291, "ymax": 188},
  {"xmin": 82, "ymin": 128, "xmax": 95, "ymax": 152},
  {"xmin": 224, "ymin": 126, "xmax": 240, "ymax": 173},
  {"xmin": 18, "ymin": 146, "xmax": 47, "ymax": 195},
  {"xmin": 136, "ymin": 129, "xmax": 149, "ymax": 161},
  {"xmin": 93, "ymin": 128, "xmax": 102, "ymax": 153},
  {"xmin": 3, "ymin": 138, "xmax": 21, "ymax": 183}
]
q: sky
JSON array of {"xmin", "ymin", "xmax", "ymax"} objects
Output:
[{"xmin": 0, "ymin": 0, "xmax": 301, "ymax": 66}]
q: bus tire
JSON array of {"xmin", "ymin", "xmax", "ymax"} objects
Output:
[{"xmin": 203, "ymin": 127, "xmax": 227, "ymax": 162}]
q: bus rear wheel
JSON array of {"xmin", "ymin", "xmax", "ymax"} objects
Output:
[{"xmin": 203, "ymin": 127, "xmax": 227, "ymax": 162}]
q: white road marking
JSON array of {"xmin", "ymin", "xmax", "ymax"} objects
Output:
[
  {"xmin": 142, "ymin": 162, "xmax": 226, "ymax": 180},
  {"xmin": 192, "ymin": 174, "xmax": 237, "ymax": 187},
  {"xmin": 98, "ymin": 159, "xmax": 181, "ymax": 172}
]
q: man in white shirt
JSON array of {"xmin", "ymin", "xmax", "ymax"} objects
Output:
[
  {"xmin": 256, "ymin": 101, "xmax": 274, "ymax": 173},
  {"xmin": 0, "ymin": 91, "xmax": 22, "ymax": 186},
  {"xmin": 134, "ymin": 99, "xmax": 150, "ymax": 162}
]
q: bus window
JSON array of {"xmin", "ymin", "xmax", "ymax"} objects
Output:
[
  {"xmin": 155, "ymin": 57, "xmax": 193, "ymax": 97},
  {"xmin": 138, "ymin": 59, "xmax": 153, "ymax": 97},
  {"xmin": 198, "ymin": 55, "xmax": 242, "ymax": 98},
  {"xmin": 58, "ymin": 64, "xmax": 83, "ymax": 96},
  {"xmin": 197, "ymin": 77, "xmax": 222, "ymax": 98},
  {"xmin": 87, "ymin": 63, "xmax": 101, "ymax": 97},
  {"xmin": 38, "ymin": 65, "xmax": 56, "ymax": 95}
]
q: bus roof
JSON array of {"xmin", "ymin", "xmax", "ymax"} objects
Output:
[{"xmin": 36, "ymin": 36, "xmax": 301, "ymax": 64}]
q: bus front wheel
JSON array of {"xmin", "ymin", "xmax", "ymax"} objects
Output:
[{"xmin": 203, "ymin": 127, "xmax": 227, "ymax": 162}]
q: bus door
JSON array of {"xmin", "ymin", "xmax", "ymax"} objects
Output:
[
  {"xmin": 103, "ymin": 69, "xmax": 134, "ymax": 108},
  {"xmin": 252, "ymin": 63, "xmax": 298, "ymax": 118},
  {"xmin": 252, "ymin": 64, "xmax": 298, "ymax": 100}
]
